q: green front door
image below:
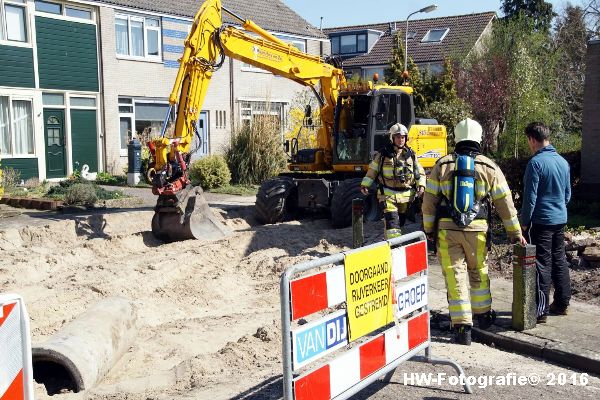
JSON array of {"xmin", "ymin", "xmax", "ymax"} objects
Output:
[{"xmin": 44, "ymin": 109, "xmax": 66, "ymax": 178}]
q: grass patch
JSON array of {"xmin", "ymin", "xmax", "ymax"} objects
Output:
[{"xmin": 207, "ymin": 184, "xmax": 258, "ymax": 196}]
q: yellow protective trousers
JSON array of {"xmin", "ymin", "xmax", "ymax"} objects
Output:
[
  {"xmin": 383, "ymin": 195, "xmax": 410, "ymax": 239},
  {"xmin": 437, "ymin": 229, "xmax": 491, "ymax": 326}
]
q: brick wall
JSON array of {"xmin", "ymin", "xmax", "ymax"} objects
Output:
[{"xmin": 581, "ymin": 40, "xmax": 600, "ymax": 198}]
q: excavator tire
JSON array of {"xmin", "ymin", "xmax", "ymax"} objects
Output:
[
  {"xmin": 330, "ymin": 178, "xmax": 382, "ymax": 228},
  {"xmin": 255, "ymin": 176, "xmax": 299, "ymax": 224},
  {"xmin": 151, "ymin": 185, "xmax": 231, "ymax": 242}
]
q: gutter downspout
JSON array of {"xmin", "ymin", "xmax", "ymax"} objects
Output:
[
  {"xmin": 229, "ymin": 57, "xmax": 235, "ymax": 135},
  {"xmin": 96, "ymin": 7, "xmax": 107, "ymax": 173}
]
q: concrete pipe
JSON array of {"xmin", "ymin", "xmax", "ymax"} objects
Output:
[{"xmin": 32, "ymin": 297, "xmax": 137, "ymax": 394}]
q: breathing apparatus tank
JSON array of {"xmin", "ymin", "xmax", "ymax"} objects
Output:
[{"xmin": 452, "ymin": 154, "xmax": 476, "ymax": 219}]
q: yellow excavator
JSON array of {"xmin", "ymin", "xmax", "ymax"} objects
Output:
[{"xmin": 149, "ymin": 0, "xmax": 447, "ymax": 241}]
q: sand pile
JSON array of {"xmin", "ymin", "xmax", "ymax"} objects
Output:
[{"xmin": 0, "ymin": 205, "xmax": 371, "ymax": 399}]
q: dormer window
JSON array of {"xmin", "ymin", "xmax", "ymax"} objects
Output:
[
  {"xmin": 331, "ymin": 33, "xmax": 367, "ymax": 55},
  {"xmin": 421, "ymin": 28, "xmax": 449, "ymax": 42}
]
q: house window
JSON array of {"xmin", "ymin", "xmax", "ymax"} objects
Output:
[
  {"xmin": 0, "ymin": 95, "xmax": 34, "ymax": 156},
  {"xmin": 35, "ymin": 1, "xmax": 93, "ymax": 21},
  {"xmin": 238, "ymin": 100, "xmax": 287, "ymax": 136},
  {"xmin": 65, "ymin": 6, "xmax": 91, "ymax": 20},
  {"xmin": 70, "ymin": 96, "xmax": 96, "ymax": 108},
  {"xmin": 115, "ymin": 14, "xmax": 161, "ymax": 60},
  {"xmin": 118, "ymin": 97, "xmax": 170, "ymax": 153},
  {"xmin": 118, "ymin": 97, "xmax": 134, "ymax": 151},
  {"xmin": 215, "ymin": 110, "xmax": 227, "ymax": 129},
  {"xmin": 332, "ymin": 33, "xmax": 367, "ymax": 54},
  {"xmin": 421, "ymin": 28, "xmax": 449, "ymax": 43},
  {"xmin": 340, "ymin": 35, "xmax": 356, "ymax": 53},
  {"xmin": 331, "ymin": 36, "xmax": 339, "ymax": 54},
  {"xmin": 406, "ymin": 31, "xmax": 417, "ymax": 40},
  {"xmin": 1, "ymin": 0, "xmax": 28, "ymax": 43},
  {"xmin": 357, "ymin": 34, "xmax": 366, "ymax": 52},
  {"xmin": 363, "ymin": 67, "xmax": 385, "ymax": 81},
  {"xmin": 35, "ymin": 0, "xmax": 61, "ymax": 14},
  {"xmin": 42, "ymin": 93, "xmax": 64, "ymax": 106}
]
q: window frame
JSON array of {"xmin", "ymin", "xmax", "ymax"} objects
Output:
[
  {"xmin": 421, "ymin": 28, "xmax": 450, "ymax": 43},
  {"xmin": 118, "ymin": 97, "xmax": 134, "ymax": 155},
  {"xmin": 237, "ymin": 99, "xmax": 288, "ymax": 138},
  {"xmin": 118, "ymin": 97, "xmax": 170, "ymax": 154},
  {"xmin": 34, "ymin": 0, "xmax": 95, "ymax": 23},
  {"xmin": 0, "ymin": 94, "xmax": 36, "ymax": 158},
  {"xmin": 331, "ymin": 36, "xmax": 339, "ymax": 55},
  {"xmin": 0, "ymin": 0, "xmax": 30, "ymax": 45},
  {"xmin": 115, "ymin": 13, "xmax": 162, "ymax": 62},
  {"xmin": 68, "ymin": 95, "xmax": 97, "ymax": 109},
  {"xmin": 331, "ymin": 33, "xmax": 368, "ymax": 55},
  {"xmin": 215, "ymin": 110, "xmax": 227, "ymax": 129}
]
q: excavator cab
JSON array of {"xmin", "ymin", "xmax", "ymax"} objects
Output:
[{"xmin": 332, "ymin": 88, "xmax": 415, "ymax": 167}]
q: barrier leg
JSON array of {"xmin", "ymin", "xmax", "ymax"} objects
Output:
[{"xmin": 412, "ymin": 346, "xmax": 473, "ymax": 394}]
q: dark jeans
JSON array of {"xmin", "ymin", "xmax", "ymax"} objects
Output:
[{"xmin": 528, "ymin": 223, "xmax": 571, "ymax": 316}]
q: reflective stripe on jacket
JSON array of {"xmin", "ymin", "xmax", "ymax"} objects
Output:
[{"xmin": 361, "ymin": 147, "xmax": 426, "ymax": 195}]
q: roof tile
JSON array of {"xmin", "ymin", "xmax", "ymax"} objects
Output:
[
  {"xmin": 93, "ymin": 0, "xmax": 326, "ymax": 38},
  {"xmin": 324, "ymin": 12, "xmax": 496, "ymax": 67}
]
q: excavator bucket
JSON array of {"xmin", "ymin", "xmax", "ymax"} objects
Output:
[{"xmin": 151, "ymin": 185, "xmax": 231, "ymax": 242}]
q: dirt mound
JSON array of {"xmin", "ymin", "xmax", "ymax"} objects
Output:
[{"xmin": 0, "ymin": 207, "xmax": 371, "ymax": 399}]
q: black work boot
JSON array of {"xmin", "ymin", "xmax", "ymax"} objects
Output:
[
  {"xmin": 549, "ymin": 303, "xmax": 568, "ymax": 316},
  {"xmin": 475, "ymin": 310, "xmax": 497, "ymax": 330},
  {"xmin": 453, "ymin": 324, "xmax": 472, "ymax": 346}
]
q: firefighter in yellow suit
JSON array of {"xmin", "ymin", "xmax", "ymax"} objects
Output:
[
  {"xmin": 360, "ymin": 123, "xmax": 426, "ymax": 239},
  {"xmin": 422, "ymin": 118, "xmax": 527, "ymax": 345}
]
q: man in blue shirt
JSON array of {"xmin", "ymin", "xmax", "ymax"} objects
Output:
[{"xmin": 520, "ymin": 122, "xmax": 571, "ymax": 323}]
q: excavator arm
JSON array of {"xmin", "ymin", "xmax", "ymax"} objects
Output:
[{"xmin": 149, "ymin": 0, "xmax": 345, "ymax": 241}]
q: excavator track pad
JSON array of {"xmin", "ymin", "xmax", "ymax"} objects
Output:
[{"xmin": 151, "ymin": 185, "xmax": 231, "ymax": 242}]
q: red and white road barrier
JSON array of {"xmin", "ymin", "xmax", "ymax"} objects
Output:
[
  {"xmin": 0, "ymin": 294, "xmax": 33, "ymax": 400},
  {"xmin": 293, "ymin": 312, "xmax": 429, "ymax": 400},
  {"xmin": 280, "ymin": 233, "xmax": 463, "ymax": 400},
  {"xmin": 290, "ymin": 240, "xmax": 428, "ymax": 321}
]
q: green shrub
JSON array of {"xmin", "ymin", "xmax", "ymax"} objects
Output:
[
  {"xmin": 189, "ymin": 155, "xmax": 231, "ymax": 189},
  {"xmin": 421, "ymin": 98, "xmax": 472, "ymax": 147},
  {"xmin": 225, "ymin": 117, "xmax": 287, "ymax": 185},
  {"xmin": 96, "ymin": 171, "xmax": 120, "ymax": 185},
  {"xmin": 552, "ymin": 132, "xmax": 582, "ymax": 154},
  {"xmin": 64, "ymin": 183, "xmax": 98, "ymax": 206}
]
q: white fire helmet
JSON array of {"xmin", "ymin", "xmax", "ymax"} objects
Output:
[
  {"xmin": 389, "ymin": 123, "xmax": 408, "ymax": 141},
  {"xmin": 454, "ymin": 118, "xmax": 483, "ymax": 144}
]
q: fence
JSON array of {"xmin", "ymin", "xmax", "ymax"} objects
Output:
[{"xmin": 280, "ymin": 231, "xmax": 471, "ymax": 399}]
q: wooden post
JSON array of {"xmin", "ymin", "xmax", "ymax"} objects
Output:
[
  {"xmin": 352, "ymin": 198, "xmax": 364, "ymax": 249},
  {"xmin": 512, "ymin": 244, "xmax": 537, "ymax": 331}
]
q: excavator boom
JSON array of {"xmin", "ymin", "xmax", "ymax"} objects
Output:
[{"xmin": 149, "ymin": 0, "xmax": 346, "ymax": 241}]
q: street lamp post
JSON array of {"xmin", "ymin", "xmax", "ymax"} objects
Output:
[{"xmin": 404, "ymin": 4, "xmax": 438, "ymax": 73}]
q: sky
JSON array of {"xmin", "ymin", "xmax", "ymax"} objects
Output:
[{"xmin": 282, "ymin": 0, "xmax": 578, "ymax": 28}]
